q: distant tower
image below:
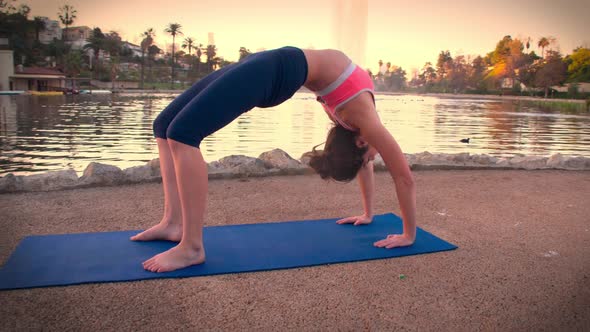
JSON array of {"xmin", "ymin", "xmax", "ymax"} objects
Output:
[
  {"xmin": 332, "ymin": 0, "xmax": 368, "ymax": 67},
  {"xmin": 208, "ymin": 32, "xmax": 215, "ymax": 46},
  {"xmin": 0, "ymin": 31, "xmax": 14, "ymax": 91}
]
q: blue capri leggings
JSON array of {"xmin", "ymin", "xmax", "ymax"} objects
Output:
[{"xmin": 153, "ymin": 46, "xmax": 308, "ymax": 147}]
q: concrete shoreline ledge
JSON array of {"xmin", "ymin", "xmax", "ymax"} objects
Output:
[{"xmin": 1, "ymin": 149, "xmax": 589, "ymax": 194}]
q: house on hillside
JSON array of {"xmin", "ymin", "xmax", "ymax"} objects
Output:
[
  {"xmin": 551, "ymin": 82, "xmax": 590, "ymax": 94},
  {"xmin": 10, "ymin": 66, "xmax": 66, "ymax": 91},
  {"xmin": 63, "ymin": 26, "xmax": 92, "ymax": 50},
  {"xmin": 122, "ymin": 42, "xmax": 142, "ymax": 58},
  {"xmin": 38, "ymin": 17, "xmax": 62, "ymax": 44}
]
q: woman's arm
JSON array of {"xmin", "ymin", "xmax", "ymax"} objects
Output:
[
  {"xmin": 336, "ymin": 161, "xmax": 375, "ymax": 225},
  {"xmin": 346, "ymin": 103, "xmax": 417, "ymax": 248},
  {"xmin": 358, "ymin": 161, "xmax": 375, "ymax": 217}
]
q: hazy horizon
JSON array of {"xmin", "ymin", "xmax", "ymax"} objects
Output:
[{"xmin": 18, "ymin": 0, "xmax": 590, "ymax": 73}]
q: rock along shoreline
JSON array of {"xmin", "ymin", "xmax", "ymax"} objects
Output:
[{"xmin": 1, "ymin": 149, "xmax": 589, "ymax": 194}]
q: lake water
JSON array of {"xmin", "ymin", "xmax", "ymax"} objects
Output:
[{"xmin": 1, "ymin": 93, "xmax": 589, "ymax": 175}]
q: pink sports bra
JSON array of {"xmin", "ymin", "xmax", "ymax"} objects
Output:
[{"xmin": 315, "ymin": 62, "xmax": 375, "ymax": 131}]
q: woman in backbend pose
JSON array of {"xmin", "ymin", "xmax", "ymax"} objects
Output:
[{"xmin": 131, "ymin": 47, "xmax": 416, "ymax": 273}]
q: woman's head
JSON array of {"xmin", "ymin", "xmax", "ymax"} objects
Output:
[{"xmin": 305, "ymin": 125, "xmax": 376, "ymax": 182}]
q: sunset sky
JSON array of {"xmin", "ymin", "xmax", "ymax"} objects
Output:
[{"xmin": 21, "ymin": 0, "xmax": 590, "ymax": 74}]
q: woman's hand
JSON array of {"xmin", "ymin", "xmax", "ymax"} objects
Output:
[
  {"xmin": 374, "ymin": 234, "xmax": 415, "ymax": 249},
  {"xmin": 336, "ymin": 214, "xmax": 373, "ymax": 226}
]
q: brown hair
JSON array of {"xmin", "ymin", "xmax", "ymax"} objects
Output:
[{"xmin": 304, "ymin": 125, "xmax": 368, "ymax": 182}]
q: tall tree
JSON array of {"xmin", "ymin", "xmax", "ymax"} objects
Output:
[
  {"xmin": 387, "ymin": 66, "xmax": 407, "ymax": 91},
  {"xmin": 164, "ymin": 23, "xmax": 183, "ymax": 88},
  {"xmin": 239, "ymin": 47, "xmax": 252, "ymax": 61},
  {"xmin": 448, "ymin": 55, "xmax": 469, "ymax": 92},
  {"xmin": 535, "ymin": 50, "xmax": 567, "ymax": 98},
  {"xmin": 147, "ymin": 44, "xmax": 161, "ymax": 83},
  {"xmin": 84, "ymin": 28, "xmax": 105, "ymax": 81},
  {"xmin": 525, "ymin": 37, "xmax": 531, "ymax": 52},
  {"xmin": 564, "ymin": 47, "xmax": 590, "ymax": 83},
  {"xmin": 64, "ymin": 50, "xmax": 83, "ymax": 88},
  {"xmin": 181, "ymin": 37, "xmax": 195, "ymax": 57},
  {"xmin": 205, "ymin": 44, "xmax": 217, "ymax": 73},
  {"xmin": 58, "ymin": 4, "xmax": 77, "ymax": 42},
  {"xmin": 182, "ymin": 37, "xmax": 195, "ymax": 78},
  {"xmin": 419, "ymin": 62, "xmax": 437, "ymax": 91},
  {"xmin": 537, "ymin": 37, "xmax": 555, "ymax": 59},
  {"xmin": 0, "ymin": 0, "xmax": 17, "ymax": 13},
  {"xmin": 32, "ymin": 16, "xmax": 45, "ymax": 43},
  {"xmin": 140, "ymin": 28, "xmax": 155, "ymax": 89},
  {"xmin": 103, "ymin": 31, "xmax": 123, "ymax": 84},
  {"xmin": 469, "ymin": 55, "xmax": 487, "ymax": 90},
  {"xmin": 436, "ymin": 50, "xmax": 453, "ymax": 80},
  {"xmin": 195, "ymin": 43, "xmax": 203, "ymax": 76},
  {"xmin": 16, "ymin": 3, "xmax": 29, "ymax": 16}
]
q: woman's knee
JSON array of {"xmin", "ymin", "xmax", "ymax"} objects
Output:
[
  {"xmin": 153, "ymin": 112, "xmax": 170, "ymax": 139},
  {"xmin": 166, "ymin": 121, "xmax": 204, "ymax": 148}
]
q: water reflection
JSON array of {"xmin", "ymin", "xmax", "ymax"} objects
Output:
[{"xmin": 0, "ymin": 93, "xmax": 589, "ymax": 175}]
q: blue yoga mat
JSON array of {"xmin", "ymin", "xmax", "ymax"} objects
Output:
[{"xmin": 0, "ymin": 213, "xmax": 457, "ymax": 290}]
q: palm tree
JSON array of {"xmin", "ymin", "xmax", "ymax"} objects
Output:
[
  {"xmin": 58, "ymin": 4, "xmax": 76, "ymax": 76},
  {"xmin": 147, "ymin": 44, "xmax": 161, "ymax": 84},
  {"xmin": 537, "ymin": 37, "xmax": 551, "ymax": 58},
  {"xmin": 58, "ymin": 4, "xmax": 77, "ymax": 42},
  {"xmin": 182, "ymin": 37, "xmax": 195, "ymax": 77},
  {"xmin": 164, "ymin": 23, "xmax": 183, "ymax": 89},
  {"xmin": 195, "ymin": 43, "xmax": 203, "ymax": 76},
  {"xmin": 84, "ymin": 28, "xmax": 105, "ymax": 81},
  {"xmin": 205, "ymin": 44, "xmax": 217, "ymax": 73},
  {"xmin": 140, "ymin": 28, "xmax": 155, "ymax": 89}
]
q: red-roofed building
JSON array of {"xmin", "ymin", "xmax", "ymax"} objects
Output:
[{"xmin": 10, "ymin": 65, "xmax": 66, "ymax": 91}]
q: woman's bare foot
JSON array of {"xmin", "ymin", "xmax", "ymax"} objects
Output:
[
  {"xmin": 130, "ymin": 221, "xmax": 182, "ymax": 242},
  {"xmin": 143, "ymin": 245, "xmax": 205, "ymax": 273}
]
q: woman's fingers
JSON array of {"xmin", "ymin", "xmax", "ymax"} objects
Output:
[{"xmin": 336, "ymin": 217, "xmax": 356, "ymax": 224}]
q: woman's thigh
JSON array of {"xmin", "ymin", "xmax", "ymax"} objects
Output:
[
  {"xmin": 165, "ymin": 56, "xmax": 277, "ymax": 147},
  {"xmin": 153, "ymin": 63, "xmax": 238, "ymax": 137}
]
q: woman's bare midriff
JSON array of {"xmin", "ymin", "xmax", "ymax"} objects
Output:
[
  {"xmin": 301, "ymin": 48, "xmax": 375, "ymax": 130},
  {"xmin": 301, "ymin": 49, "xmax": 351, "ymax": 92}
]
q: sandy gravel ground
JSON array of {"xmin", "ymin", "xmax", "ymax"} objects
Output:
[{"xmin": 1, "ymin": 170, "xmax": 589, "ymax": 331}]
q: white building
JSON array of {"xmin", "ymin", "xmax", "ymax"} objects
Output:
[
  {"xmin": 63, "ymin": 26, "xmax": 92, "ymax": 50},
  {"xmin": 122, "ymin": 41, "xmax": 143, "ymax": 58},
  {"xmin": 38, "ymin": 17, "xmax": 62, "ymax": 44},
  {"xmin": 0, "ymin": 33, "xmax": 14, "ymax": 91}
]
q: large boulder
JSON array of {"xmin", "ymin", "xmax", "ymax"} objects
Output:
[
  {"xmin": 404, "ymin": 153, "xmax": 417, "ymax": 168},
  {"xmin": 451, "ymin": 153, "xmax": 471, "ymax": 164},
  {"xmin": 509, "ymin": 155, "xmax": 548, "ymax": 170},
  {"xmin": 123, "ymin": 165, "xmax": 156, "ymax": 183},
  {"xmin": 0, "ymin": 173, "xmax": 24, "ymax": 193},
  {"xmin": 207, "ymin": 161, "xmax": 232, "ymax": 178},
  {"xmin": 258, "ymin": 149, "xmax": 305, "ymax": 170},
  {"xmin": 299, "ymin": 151, "xmax": 315, "ymax": 166},
  {"xmin": 414, "ymin": 152, "xmax": 450, "ymax": 166},
  {"xmin": 21, "ymin": 169, "xmax": 79, "ymax": 191},
  {"xmin": 547, "ymin": 153, "xmax": 565, "ymax": 168},
  {"xmin": 147, "ymin": 158, "xmax": 161, "ymax": 178},
  {"xmin": 79, "ymin": 162, "xmax": 124, "ymax": 186},
  {"xmin": 495, "ymin": 157, "xmax": 510, "ymax": 168},
  {"xmin": 470, "ymin": 154, "xmax": 498, "ymax": 166},
  {"xmin": 217, "ymin": 155, "xmax": 268, "ymax": 177},
  {"xmin": 545, "ymin": 154, "xmax": 590, "ymax": 170},
  {"xmin": 562, "ymin": 156, "xmax": 590, "ymax": 170}
]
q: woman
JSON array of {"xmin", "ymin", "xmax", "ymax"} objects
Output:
[{"xmin": 131, "ymin": 47, "xmax": 416, "ymax": 273}]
